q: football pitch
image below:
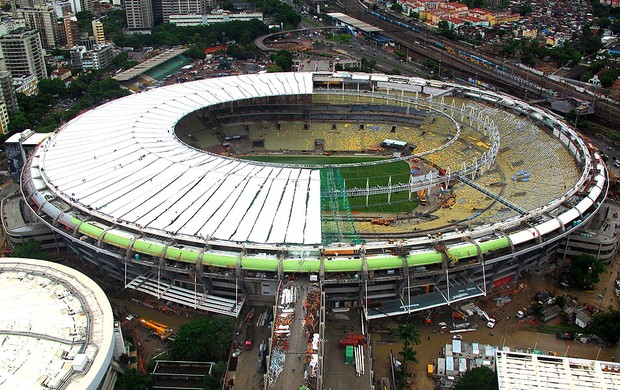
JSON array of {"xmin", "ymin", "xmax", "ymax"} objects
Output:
[{"xmin": 241, "ymin": 155, "xmax": 418, "ymax": 213}]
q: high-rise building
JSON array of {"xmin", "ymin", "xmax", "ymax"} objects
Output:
[
  {"xmin": 0, "ymin": 28, "xmax": 48, "ymax": 81},
  {"xmin": 126, "ymin": 0, "xmax": 154, "ymax": 30},
  {"xmin": 63, "ymin": 14, "xmax": 80, "ymax": 48},
  {"xmin": 18, "ymin": 6, "xmax": 61, "ymax": 49},
  {"xmin": 70, "ymin": 43, "xmax": 113, "ymax": 70},
  {"xmin": 0, "ymin": 100, "xmax": 9, "ymax": 134},
  {"xmin": 0, "ymin": 71, "xmax": 18, "ymax": 115},
  {"xmin": 92, "ymin": 19, "xmax": 104, "ymax": 44},
  {"xmin": 151, "ymin": 0, "xmax": 163, "ymax": 23},
  {"xmin": 51, "ymin": 0, "xmax": 74, "ymax": 18},
  {"xmin": 161, "ymin": 0, "xmax": 207, "ymax": 23}
]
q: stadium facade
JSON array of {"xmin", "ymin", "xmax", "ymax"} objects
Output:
[{"xmin": 11, "ymin": 72, "xmax": 611, "ymax": 319}]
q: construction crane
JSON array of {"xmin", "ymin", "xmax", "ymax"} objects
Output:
[{"xmin": 138, "ymin": 318, "xmax": 173, "ymax": 340}]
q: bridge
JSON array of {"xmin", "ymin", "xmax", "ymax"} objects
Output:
[{"xmin": 457, "ymin": 175, "xmax": 527, "ymax": 215}]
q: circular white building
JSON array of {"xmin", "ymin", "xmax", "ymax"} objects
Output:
[{"xmin": 0, "ymin": 258, "xmax": 114, "ymax": 389}]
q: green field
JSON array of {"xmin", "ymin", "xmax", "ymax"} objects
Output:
[
  {"xmin": 349, "ymin": 191, "xmax": 419, "ymax": 213},
  {"xmin": 241, "ymin": 155, "xmax": 410, "ymax": 187},
  {"xmin": 242, "ymin": 154, "xmax": 418, "ymax": 214}
]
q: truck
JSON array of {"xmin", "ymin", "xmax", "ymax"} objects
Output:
[
  {"xmin": 245, "ymin": 326, "xmax": 255, "ymax": 349},
  {"xmin": 477, "ymin": 309, "xmax": 497, "ymax": 329}
]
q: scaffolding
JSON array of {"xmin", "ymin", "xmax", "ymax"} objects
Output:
[{"xmin": 320, "ymin": 168, "xmax": 360, "ymax": 245}]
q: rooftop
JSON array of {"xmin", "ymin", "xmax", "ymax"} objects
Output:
[
  {"xmin": 496, "ymin": 350, "xmax": 620, "ymax": 389},
  {"xmin": 0, "ymin": 258, "xmax": 114, "ymax": 389}
]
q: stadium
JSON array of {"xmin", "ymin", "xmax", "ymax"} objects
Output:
[{"xmin": 19, "ymin": 72, "xmax": 608, "ymax": 319}]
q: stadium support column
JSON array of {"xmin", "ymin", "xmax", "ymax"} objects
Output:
[
  {"xmin": 445, "ymin": 269, "xmax": 450, "ymax": 305},
  {"xmin": 124, "ymin": 238, "xmax": 137, "ymax": 287},
  {"xmin": 366, "ymin": 178, "xmax": 369, "ymax": 207},
  {"xmin": 361, "ymin": 244, "xmax": 367, "ymax": 280},
  {"xmin": 387, "ymin": 176, "xmax": 392, "ymax": 204},
  {"xmin": 408, "ymin": 174, "xmax": 412, "ymax": 200},
  {"xmin": 237, "ymin": 246, "xmax": 244, "ymax": 279}
]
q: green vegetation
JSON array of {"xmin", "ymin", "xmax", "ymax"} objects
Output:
[
  {"xmin": 255, "ymin": 0, "xmax": 301, "ymax": 29},
  {"xmin": 339, "ymin": 161, "xmax": 411, "ymax": 188},
  {"xmin": 569, "ymin": 253, "xmax": 605, "ymax": 290},
  {"xmin": 8, "ymin": 72, "xmax": 130, "ymax": 134},
  {"xmin": 111, "ymin": 20, "xmax": 269, "ymax": 52},
  {"xmin": 76, "ymin": 11, "xmax": 95, "ymax": 35},
  {"xmin": 102, "ymin": 9, "xmax": 126, "ymax": 37},
  {"xmin": 588, "ymin": 307, "xmax": 620, "ymax": 344},
  {"xmin": 454, "ymin": 366, "xmax": 498, "ymax": 390},
  {"xmin": 395, "ymin": 324, "xmax": 421, "ymax": 388},
  {"xmin": 242, "ymin": 155, "xmax": 415, "ymax": 212},
  {"xmin": 330, "ymin": 34, "xmax": 352, "ymax": 44},
  {"xmin": 270, "ymin": 50, "xmax": 293, "ymax": 72},
  {"xmin": 529, "ymin": 323, "xmax": 583, "ymax": 335},
  {"xmin": 114, "ymin": 368, "xmax": 153, "ymax": 390},
  {"xmin": 348, "ymin": 192, "xmax": 418, "ymax": 213},
  {"xmin": 10, "ymin": 238, "xmax": 45, "ymax": 259},
  {"xmin": 169, "ymin": 316, "xmax": 236, "ymax": 361}
]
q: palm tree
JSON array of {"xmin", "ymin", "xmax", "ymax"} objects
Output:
[
  {"xmin": 395, "ymin": 323, "xmax": 422, "ymax": 378},
  {"xmin": 395, "ymin": 323, "xmax": 421, "ymax": 349}
]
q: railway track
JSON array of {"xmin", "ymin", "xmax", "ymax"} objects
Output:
[{"xmin": 340, "ymin": 0, "xmax": 620, "ymax": 127}]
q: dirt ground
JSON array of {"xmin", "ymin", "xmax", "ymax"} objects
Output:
[{"xmin": 370, "ymin": 254, "xmax": 620, "ymax": 389}]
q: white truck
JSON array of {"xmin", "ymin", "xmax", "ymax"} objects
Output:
[{"xmin": 478, "ymin": 309, "xmax": 496, "ymax": 328}]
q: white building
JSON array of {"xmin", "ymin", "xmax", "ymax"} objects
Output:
[
  {"xmin": 0, "ymin": 258, "xmax": 115, "ymax": 389},
  {"xmin": 496, "ymin": 350, "xmax": 620, "ymax": 389},
  {"xmin": 169, "ymin": 10, "xmax": 263, "ymax": 27},
  {"xmin": 70, "ymin": 43, "xmax": 114, "ymax": 70}
]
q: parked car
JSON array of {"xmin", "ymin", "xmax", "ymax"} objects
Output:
[{"xmin": 555, "ymin": 331, "xmax": 575, "ymax": 340}]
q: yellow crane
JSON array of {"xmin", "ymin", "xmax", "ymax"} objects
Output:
[{"xmin": 139, "ymin": 318, "xmax": 173, "ymax": 340}]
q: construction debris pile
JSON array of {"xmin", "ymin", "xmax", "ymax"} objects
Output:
[
  {"xmin": 268, "ymin": 283, "xmax": 298, "ymax": 386},
  {"xmin": 303, "ymin": 287, "xmax": 321, "ymax": 387}
]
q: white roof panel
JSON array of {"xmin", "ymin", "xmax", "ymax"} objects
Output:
[{"xmin": 38, "ymin": 73, "xmax": 321, "ymax": 245}]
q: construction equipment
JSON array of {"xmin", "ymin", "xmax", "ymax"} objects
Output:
[
  {"xmin": 245, "ymin": 325, "xmax": 255, "ymax": 349},
  {"xmin": 138, "ymin": 318, "xmax": 173, "ymax": 340},
  {"xmin": 418, "ymin": 189, "xmax": 428, "ymax": 205},
  {"xmin": 371, "ymin": 218, "xmax": 395, "ymax": 226}
]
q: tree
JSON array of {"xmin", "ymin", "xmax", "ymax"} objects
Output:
[
  {"xmin": 569, "ymin": 253, "xmax": 605, "ymax": 290},
  {"xmin": 11, "ymin": 238, "xmax": 46, "ymax": 259},
  {"xmin": 168, "ymin": 316, "xmax": 235, "ymax": 361},
  {"xmin": 272, "ymin": 50, "xmax": 293, "ymax": 71},
  {"xmin": 454, "ymin": 366, "xmax": 498, "ymax": 390},
  {"xmin": 204, "ymin": 361, "xmax": 226, "ymax": 390},
  {"xmin": 588, "ymin": 307, "xmax": 620, "ymax": 344},
  {"xmin": 391, "ymin": 2, "xmax": 404, "ymax": 13},
  {"xmin": 114, "ymin": 368, "xmax": 153, "ymax": 390},
  {"xmin": 76, "ymin": 11, "xmax": 95, "ymax": 35},
  {"xmin": 395, "ymin": 323, "xmax": 421, "ymax": 379},
  {"xmin": 554, "ymin": 295, "xmax": 567, "ymax": 310}
]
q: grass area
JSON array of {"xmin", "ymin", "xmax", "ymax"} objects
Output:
[
  {"xmin": 528, "ymin": 323, "xmax": 583, "ymax": 335},
  {"xmin": 340, "ymin": 160, "xmax": 411, "ymax": 188},
  {"xmin": 349, "ymin": 191, "xmax": 419, "ymax": 213},
  {"xmin": 242, "ymin": 155, "xmax": 411, "ymax": 187},
  {"xmin": 242, "ymin": 154, "xmax": 416, "ymax": 214}
]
